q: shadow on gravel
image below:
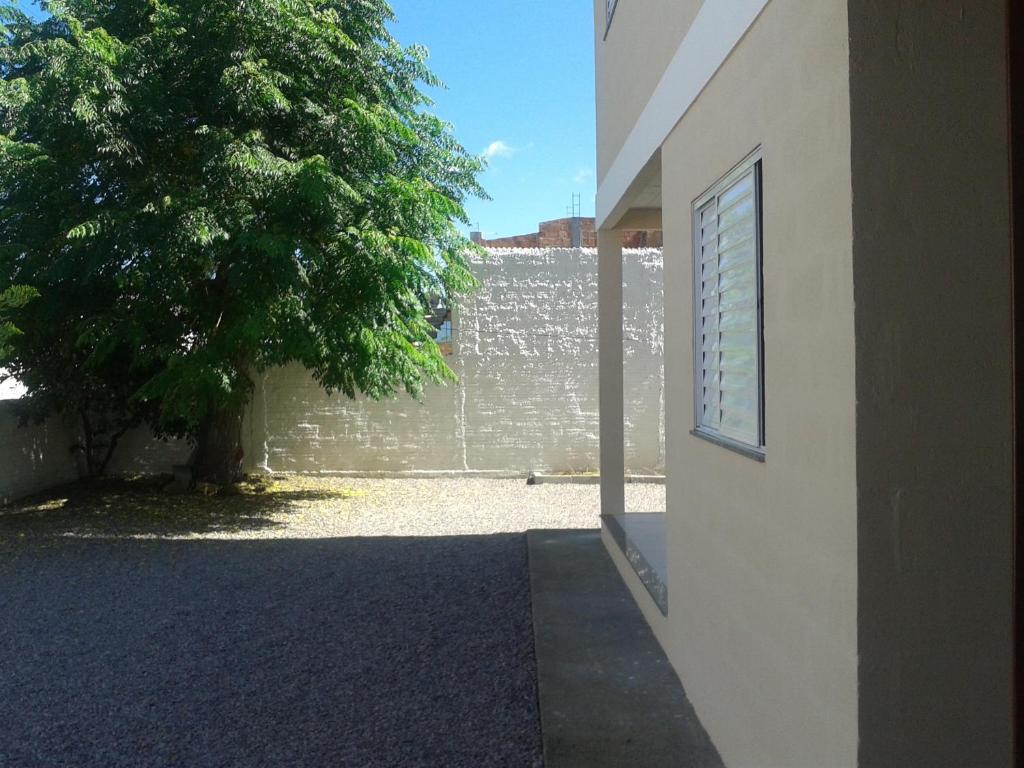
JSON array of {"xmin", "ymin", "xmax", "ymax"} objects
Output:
[
  {"xmin": 0, "ymin": 532, "xmax": 544, "ymax": 768},
  {"xmin": 0, "ymin": 476, "xmax": 357, "ymax": 539}
]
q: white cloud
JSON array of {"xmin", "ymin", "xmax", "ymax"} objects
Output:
[
  {"xmin": 482, "ymin": 140, "xmax": 515, "ymax": 161},
  {"xmin": 573, "ymin": 167, "xmax": 594, "ymax": 184}
]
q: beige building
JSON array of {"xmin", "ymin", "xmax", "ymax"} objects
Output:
[{"xmin": 595, "ymin": 2, "xmax": 1020, "ymax": 767}]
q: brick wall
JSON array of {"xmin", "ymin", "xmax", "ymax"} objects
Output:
[{"xmin": 473, "ymin": 217, "xmax": 662, "ymax": 249}]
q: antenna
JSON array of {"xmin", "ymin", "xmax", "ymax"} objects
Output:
[{"xmin": 568, "ymin": 194, "xmax": 584, "ymax": 247}]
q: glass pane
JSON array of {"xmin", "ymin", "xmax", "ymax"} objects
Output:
[{"xmin": 718, "ymin": 170, "xmax": 754, "ymax": 211}]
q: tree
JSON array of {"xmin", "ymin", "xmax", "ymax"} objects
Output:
[
  {"xmin": 0, "ymin": 284, "xmax": 36, "ymax": 358},
  {"xmin": 4, "ymin": 286, "xmax": 169, "ymax": 478},
  {"xmin": 0, "ymin": 0, "xmax": 484, "ymax": 484}
]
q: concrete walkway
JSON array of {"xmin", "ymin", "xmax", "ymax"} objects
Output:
[{"xmin": 528, "ymin": 530, "xmax": 724, "ymax": 768}]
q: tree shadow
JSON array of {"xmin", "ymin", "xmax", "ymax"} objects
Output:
[
  {"xmin": 0, "ymin": 475, "xmax": 361, "ymax": 539},
  {"xmin": 0, "ymin": 532, "xmax": 544, "ymax": 768}
]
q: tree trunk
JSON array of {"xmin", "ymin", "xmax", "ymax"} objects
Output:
[
  {"xmin": 79, "ymin": 408, "xmax": 98, "ymax": 478},
  {"xmin": 191, "ymin": 406, "xmax": 245, "ymax": 486}
]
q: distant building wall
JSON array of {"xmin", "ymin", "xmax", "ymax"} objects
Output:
[
  {"xmin": 472, "ymin": 217, "xmax": 662, "ymax": 249},
  {"xmin": 246, "ymin": 248, "xmax": 664, "ymax": 475}
]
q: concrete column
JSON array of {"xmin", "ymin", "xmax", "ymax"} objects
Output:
[
  {"xmin": 849, "ymin": 5, "xmax": 1013, "ymax": 765},
  {"xmin": 599, "ymin": 229, "xmax": 625, "ymax": 517}
]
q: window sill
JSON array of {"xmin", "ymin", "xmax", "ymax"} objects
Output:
[{"xmin": 690, "ymin": 429, "xmax": 766, "ymax": 462}]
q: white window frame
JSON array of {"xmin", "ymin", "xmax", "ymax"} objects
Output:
[{"xmin": 691, "ymin": 148, "xmax": 765, "ymax": 460}]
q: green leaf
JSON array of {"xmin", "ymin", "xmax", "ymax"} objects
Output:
[{"xmin": 0, "ymin": 0, "xmax": 484, "ymax": 460}]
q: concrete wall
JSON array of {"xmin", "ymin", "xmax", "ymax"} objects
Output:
[
  {"xmin": 593, "ymin": 0, "xmax": 702, "ymax": 181},
  {"xmin": 0, "ymin": 401, "xmax": 79, "ymax": 505},
  {"xmin": 597, "ymin": 1, "xmax": 1016, "ymax": 766},
  {"xmin": 103, "ymin": 427, "xmax": 191, "ymax": 477},
  {"xmin": 849, "ymin": 2, "xmax": 1014, "ymax": 766},
  {"xmin": 252, "ymin": 364, "xmax": 463, "ymax": 473},
  {"xmin": 1, "ymin": 248, "xmax": 664, "ymax": 501},
  {"xmin": 621, "ymin": 2, "xmax": 860, "ymax": 767},
  {"xmin": 248, "ymin": 248, "xmax": 664, "ymax": 475},
  {"xmin": 0, "ymin": 403, "xmax": 186, "ymax": 504}
]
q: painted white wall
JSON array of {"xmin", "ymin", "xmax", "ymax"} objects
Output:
[
  {"xmin": 0, "ymin": 402, "xmax": 79, "ymax": 505},
  {"xmin": 0, "ymin": 371, "xmax": 26, "ymax": 400},
  {"xmin": 0, "ymin": 401, "xmax": 190, "ymax": 504},
  {"xmin": 2, "ymin": 247, "xmax": 664, "ymax": 501},
  {"xmin": 249, "ymin": 247, "xmax": 664, "ymax": 475},
  {"xmin": 103, "ymin": 428, "xmax": 191, "ymax": 477}
]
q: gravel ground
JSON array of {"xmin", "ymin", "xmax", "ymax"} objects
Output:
[
  {"xmin": 0, "ymin": 532, "xmax": 543, "ymax": 767},
  {"xmin": 0, "ymin": 477, "xmax": 662, "ymax": 767},
  {"xmin": 0, "ymin": 477, "xmax": 665, "ymax": 540},
  {"xmin": 256, "ymin": 477, "xmax": 663, "ymax": 539}
]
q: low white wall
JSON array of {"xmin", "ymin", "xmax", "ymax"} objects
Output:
[
  {"xmin": 252, "ymin": 366, "xmax": 463, "ymax": 473},
  {"xmin": 247, "ymin": 248, "xmax": 664, "ymax": 475},
  {"xmin": 2, "ymin": 247, "xmax": 664, "ymax": 502},
  {"xmin": 0, "ymin": 401, "xmax": 190, "ymax": 505},
  {"xmin": 0, "ymin": 401, "xmax": 79, "ymax": 505},
  {"xmin": 103, "ymin": 427, "xmax": 191, "ymax": 477}
]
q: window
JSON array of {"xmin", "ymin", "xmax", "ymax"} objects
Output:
[
  {"xmin": 692, "ymin": 150, "xmax": 764, "ymax": 457},
  {"xmin": 427, "ymin": 299, "xmax": 454, "ymax": 357},
  {"xmin": 435, "ymin": 318, "xmax": 452, "ymax": 345}
]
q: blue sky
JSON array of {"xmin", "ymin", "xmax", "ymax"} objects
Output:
[
  {"xmin": 19, "ymin": 0, "xmax": 598, "ymax": 240},
  {"xmin": 389, "ymin": 0, "xmax": 596, "ymax": 239}
]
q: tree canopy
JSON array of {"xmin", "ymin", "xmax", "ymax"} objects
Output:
[
  {"xmin": 0, "ymin": 283, "xmax": 35, "ymax": 357},
  {"xmin": 0, "ymin": 0, "xmax": 484, "ymax": 482}
]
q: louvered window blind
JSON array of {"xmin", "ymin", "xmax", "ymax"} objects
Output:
[{"xmin": 693, "ymin": 152, "xmax": 764, "ymax": 452}]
